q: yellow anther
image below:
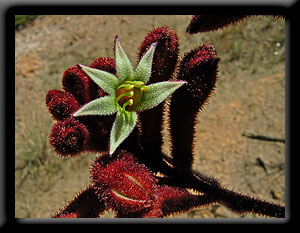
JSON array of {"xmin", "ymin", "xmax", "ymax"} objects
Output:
[
  {"xmin": 128, "ymin": 99, "xmax": 134, "ymax": 106},
  {"xmin": 128, "ymin": 91, "xmax": 134, "ymax": 98},
  {"xmin": 122, "ymin": 99, "xmax": 134, "ymax": 111},
  {"xmin": 127, "ymin": 84, "xmax": 135, "ymax": 90},
  {"xmin": 140, "ymin": 86, "xmax": 149, "ymax": 92},
  {"xmin": 116, "ymin": 81, "xmax": 147, "ymax": 111},
  {"xmin": 134, "ymin": 81, "xmax": 144, "ymax": 87}
]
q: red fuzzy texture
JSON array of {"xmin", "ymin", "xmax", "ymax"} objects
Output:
[
  {"xmin": 138, "ymin": 25, "xmax": 179, "ymax": 83},
  {"xmin": 62, "ymin": 58, "xmax": 116, "ymax": 104},
  {"xmin": 170, "ymin": 44, "xmax": 219, "ymax": 175},
  {"xmin": 45, "ymin": 89, "xmax": 61, "ymax": 105},
  {"xmin": 90, "ymin": 150, "xmax": 204, "ymax": 218},
  {"xmin": 91, "ymin": 151, "xmax": 157, "ymax": 215},
  {"xmin": 175, "ymin": 43, "xmax": 219, "ymax": 110},
  {"xmin": 144, "ymin": 185, "xmax": 191, "ymax": 218},
  {"xmin": 46, "ymin": 89, "xmax": 80, "ymax": 120},
  {"xmin": 62, "ymin": 66, "xmax": 91, "ymax": 104},
  {"xmin": 187, "ymin": 44, "xmax": 217, "ymax": 69},
  {"xmin": 89, "ymin": 57, "xmax": 116, "ymax": 74},
  {"xmin": 49, "ymin": 119, "xmax": 89, "ymax": 157}
]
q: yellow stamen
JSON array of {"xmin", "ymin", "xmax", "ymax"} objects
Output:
[
  {"xmin": 140, "ymin": 86, "xmax": 149, "ymax": 92},
  {"xmin": 122, "ymin": 99, "xmax": 134, "ymax": 111}
]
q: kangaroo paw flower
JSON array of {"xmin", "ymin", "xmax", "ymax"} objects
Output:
[{"xmin": 73, "ymin": 36, "xmax": 186, "ymax": 154}]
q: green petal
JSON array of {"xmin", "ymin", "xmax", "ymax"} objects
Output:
[
  {"xmin": 133, "ymin": 42, "xmax": 157, "ymax": 84},
  {"xmin": 73, "ymin": 96, "xmax": 117, "ymax": 117},
  {"xmin": 132, "ymin": 81, "xmax": 186, "ymax": 112},
  {"xmin": 79, "ymin": 65, "xmax": 118, "ymax": 95},
  {"xmin": 115, "ymin": 36, "xmax": 134, "ymax": 83},
  {"xmin": 109, "ymin": 111, "xmax": 137, "ymax": 155}
]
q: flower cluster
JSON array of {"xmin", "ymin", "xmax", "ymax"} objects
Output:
[
  {"xmin": 47, "ymin": 24, "xmax": 284, "ymax": 218},
  {"xmin": 73, "ymin": 36, "xmax": 185, "ymax": 154},
  {"xmin": 46, "ymin": 26, "xmax": 185, "ymax": 157}
]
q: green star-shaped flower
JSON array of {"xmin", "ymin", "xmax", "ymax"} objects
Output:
[{"xmin": 73, "ymin": 36, "xmax": 186, "ymax": 154}]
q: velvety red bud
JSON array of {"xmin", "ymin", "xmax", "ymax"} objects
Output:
[
  {"xmin": 49, "ymin": 119, "xmax": 89, "ymax": 157},
  {"xmin": 62, "ymin": 66, "xmax": 91, "ymax": 104},
  {"xmin": 91, "ymin": 151, "xmax": 157, "ymax": 215},
  {"xmin": 45, "ymin": 89, "xmax": 61, "ymax": 105},
  {"xmin": 89, "ymin": 57, "xmax": 116, "ymax": 74},
  {"xmin": 174, "ymin": 43, "xmax": 219, "ymax": 112},
  {"xmin": 138, "ymin": 25, "xmax": 179, "ymax": 83},
  {"xmin": 170, "ymin": 44, "xmax": 219, "ymax": 175},
  {"xmin": 45, "ymin": 89, "xmax": 80, "ymax": 121}
]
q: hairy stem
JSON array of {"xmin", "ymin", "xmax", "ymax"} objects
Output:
[{"xmin": 160, "ymin": 152, "xmax": 285, "ymax": 218}]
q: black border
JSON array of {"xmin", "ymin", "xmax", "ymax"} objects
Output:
[
  {"xmin": 5, "ymin": 3, "xmax": 297, "ymax": 228},
  {"xmin": 7, "ymin": 4, "xmax": 291, "ymax": 15}
]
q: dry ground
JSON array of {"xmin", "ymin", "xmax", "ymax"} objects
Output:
[{"xmin": 15, "ymin": 15, "xmax": 285, "ymax": 218}]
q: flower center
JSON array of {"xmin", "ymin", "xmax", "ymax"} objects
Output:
[{"xmin": 116, "ymin": 81, "xmax": 148, "ymax": 111}]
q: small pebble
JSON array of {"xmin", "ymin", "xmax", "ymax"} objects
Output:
[{"xmin": 271, "ymin": 190, "xmax": 281, "ymax": 200}]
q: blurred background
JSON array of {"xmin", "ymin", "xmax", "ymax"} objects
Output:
[{"xmin": 15, "ymin": 15, "xmax": 285, "ymax": 218}]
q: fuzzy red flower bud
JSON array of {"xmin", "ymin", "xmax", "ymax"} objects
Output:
[
  {"xmin": 89, "ymin": 57, "xmax": 116, "ymax": 74},
  {"xmin": 91, "ymin": 151, "xmax": 157, "ymax": 216},
  {"xmin": 49, "ymin": 119, "xmax": 89, "ymax": 157},
  {"xmin": 173, "ymin": 43, "xmax": 219, "ymax": 112},
  {"xmin": 170, "ymin": 44, "xmax": 219, "ymax": 175},
  {"xmin": 46, "ymin": 89, "xmax": 80, "ymax": 120},
  {"xmin": 138, "ymin": 25, "xmax": 179, "ymax": 83},
  {"xmin": 62, "ymin": 66, "xmax": 92, "ymax": 104}
]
